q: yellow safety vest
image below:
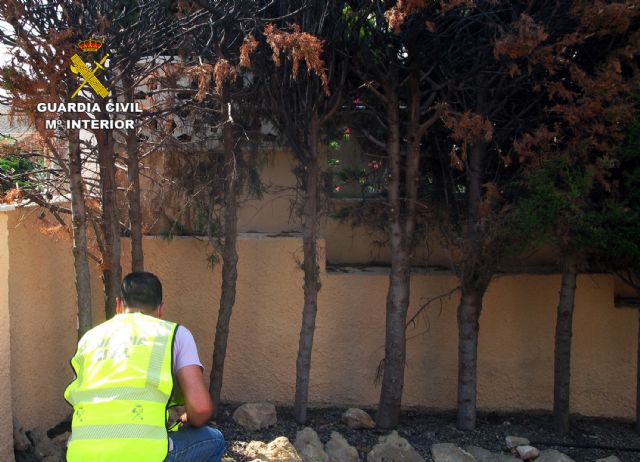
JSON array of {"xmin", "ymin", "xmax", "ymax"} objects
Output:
[{"xmin": 64, "ymin": 313, "xmax": 179, "ymax": 462}]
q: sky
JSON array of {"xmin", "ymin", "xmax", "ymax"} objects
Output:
[{"xmin": 0, "ymin": 20, "xmax": 11, "ymax": 66}]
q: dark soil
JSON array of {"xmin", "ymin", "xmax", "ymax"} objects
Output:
[{"xmin": 212, "ymin": 405, "xmax": 640, "ymax": 462}]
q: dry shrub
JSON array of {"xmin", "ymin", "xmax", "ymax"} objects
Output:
[
  {"xmin": 213, "ymin": 59, "xmax": 238, "ymax": 93},
  {"xmin": 384, "ymin": 0, "xmax": 475, "ymax": 32},
  {"xmin": 239, "ymin": 34, "xmax": 259, "ymax": 68},
  {"xmin": 264, "ymin": 23, "xmax": 330, "ymax": 95},
  {"xmin": 494, "ymin": 14, "xmax": 549, "ymax": 60},
  {"xmin": 442, "ymin": 109, "xmax": 494, "ymax": 170},
  {"xmin": 1, "ymin": 188, "xmax": 23, "ymax": 204},
  {"xmin": 442, "ymin": 110, "xmax": 494, "ymax": 143},
  {"xmin": 574, "ymin": 1, "xmax": 639, "ymax": 36},
  {"xmin": 38, "ymin": 220, "xmax": 71, "ymax": 242},
  {"xmin": 185, "ymin": 63, "xmax": 215, "ymax": 102}
]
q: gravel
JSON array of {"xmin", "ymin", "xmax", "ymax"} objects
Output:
[{"xmin": 212, "ymin": 405, "xmax": 640, "ymax": 462}]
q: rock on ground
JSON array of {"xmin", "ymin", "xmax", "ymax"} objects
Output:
[
  {"xmin": 505, "ymin": 436, "xmax": 529, "ymax": 449},
  {"xmin": 595, "ymin": 457, "xmax": 622, "ymax": 462},
  {"xmin": 342, "ymin": 408, "xmax": 375, "ymax": 430},
  {"xmin": 246, "ymin": 436, "xmax": 302, "ymax": 462},
  {"xmin": 30, "ymin": 427, "xmax": 64, "ymax": 461},
  {"xmin": 465, "ymin": 446, "xmax": 519, "ymax": 462},
  {"xmin": 535, "ymin": 449, "xmax": 575, "ymax": 462},
  {"xmin": 51, "ymin": 431, "xmax": 70, "ymax": 450},
  {"xmin": 246, "ymin": 441, "xmax": 269, "ymax": 459},
  {"xmin": 294, "ymin": 427, "xmax": 329, "ymax": 462},
  {"xmin": 325, "ymin": 431, "xmax": 359, "ymax": 462},
  {"xmin": 13, "ymin": 417, "xmax": 31, "ymax": 452},
  {"xmin": 431, "ymin": 443, "xmax": 474, "ymax": 462},
  {"xmin": 233, "ymin": 403, "xmax": 278, "ymax": 431},
  {"xmin": 367, "ymin": 431, "xmax": 425, "ymax": 462},
  {"xmin": 515, "ymin": 445, "xmax": 540, "ymax": 460}
]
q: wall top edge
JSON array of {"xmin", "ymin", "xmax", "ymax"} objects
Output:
[
  {"xmin": 142, "ymin": 232, "xmax": 318, "ymax": 241},
  {"xmin": 0, "ymin": 204, "xmax": 17, "ymax": 212},
  {"xmin": 326, "ymin": 265, "xmax": 613, "ymax": 277}
]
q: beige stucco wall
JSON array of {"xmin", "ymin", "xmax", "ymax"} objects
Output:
[
  {"xmin": 4, "ymin": 208, "xmax": 103, "ymax": 430},
  {"xmin": 1, "ymin": 206, "xmax": 637, "ymax": 438},
  {"xmin": 0, "ymin": 211, "xmax": 15, "ymax": 461}
]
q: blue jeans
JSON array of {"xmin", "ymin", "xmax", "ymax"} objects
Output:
[{"xmin": 165, "ymin": 426, "xmax": 226, "ymax": 462}]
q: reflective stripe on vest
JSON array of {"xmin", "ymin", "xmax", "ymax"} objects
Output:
[{"xmin": 64, "ymin": 313, "xmax": 178, "ymax": 462}]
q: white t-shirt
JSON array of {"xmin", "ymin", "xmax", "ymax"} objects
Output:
[
  {"xmin": 173, "ymin": 325, "xmax": 204, "ymax": 373},
  {"xmin": 169, "ymin": 325, "xmax": 204, "ymax": 451}
]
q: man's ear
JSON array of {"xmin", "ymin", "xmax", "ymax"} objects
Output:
[
  {"xmin": 116, "ymin": 297, "xmax": 123, "ymax": 314},
  {"xmin": 157, "ymin": 303, "xmax": 164, "ymax": 319}
]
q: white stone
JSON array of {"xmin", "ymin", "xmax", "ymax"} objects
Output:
[
  {"xmin": 431, "ymin": 443, "xmax": 475, "ymax": 462},
  {"xmin": 367, "ymin": 431, "xmax": 425, "ymax": 462},
  {"xmin": 515, "ymin": 445, "xmax": 540, "ymax": 460},
  {"xmin": 246, "ymin": 441, "xmax": 269, "ymax": 459},
  {"xmin": 325, "ymin": 431, "xmax": 359, "ymax": 462},
  {"xmin": 295, "ymin": 427, "xmax": 329, "ymax": 462},
  {"xmin": 465, "ymin": 446, "xmax": 519, "ymax": 462},
  {"xmin": 505, "ymin": 436, "xmax": 530, "ymax": 449},
  {"xmin": 233, "ymin": 402, "xmax": 277, "ymax": 430},
  {"xmin": 247, "ymin": 437, "xmax": 302, "ymax": 462},
  {"xmin": 342, "ymin": 408, "xmax": 376, "ymax": 429},
  {"xmin": 535, "ymin": 449, "xmax": 575, "ymax": 462},
  {"xmin": 465, "ymin": 446, "xmax": 494, "ymax": 462}
]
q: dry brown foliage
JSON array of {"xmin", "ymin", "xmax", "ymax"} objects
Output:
[
  {"xmin": 440, "ymin": 0, "xmax": 475, "ymax": 13},
  {"xmin": 384, "ymin": 0, "xmax": 428, "ymax": 33},
  {"xmin": 85, "ymin": 198, "xmax": 101, "ymax": 214},
  {"xmin": 239, "ymin": 34, "xmax": 259, "ymax": 68},
  {"xmin": 513, "ymin": 126, "xmax": 557, "ymax": 164},
  {"xmin": 384, "ymin": 0, "xmax": 475, "ymax": 32},
  {"xmin": 494, "ymin": 14, "xmax": 549, "ymax": 60},
  {"xmin": 185, "ymin": 63, "xmax": 215, "ymax": 102},
  {"xmin": 185, "ymin": 59, "xmax": 238, "ymax": 101},
  {"xmin": 0, "ymin": 4, "xmax": 75, "ymax": 134},
  {"xmin": 492, "ymin": 1, "xmax": 640, "ymax": 170},
  {"xmin": 574, "ymin": 1, "xmax": 640, "ymax": 36},
  {"xmin": 38, "ymin": 220, "xmax": 70, "ymax": 243},
  {"xmin": 0, "ymin": 188, "xmax": 23, "ymax": 204},
  {"xmin": 441, "ymin": 109, "xmax": 494, "ymax": 171},
  {"xmin": 264, "ymin": 23, "xmax": 330, "ymax": 95},
  {"xmin": 213, "ymin": 59, "xmax": 238, "ymax": 94},
  {"xmin": 443, "ymin": 110, "xmax": 494, "ymax": 142}
]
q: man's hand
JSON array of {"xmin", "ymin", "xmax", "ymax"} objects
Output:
[{"xmin": 175, "ymin": 365, "xmax": 213, "ymax": 427}]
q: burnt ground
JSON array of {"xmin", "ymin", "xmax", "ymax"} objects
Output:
[{"xmin": 211, "ymin": 405, "xmax": 640, "ymax": 462}]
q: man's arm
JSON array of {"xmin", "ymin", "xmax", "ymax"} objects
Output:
[{"xmin": 176, "ymin": 365, "xmax": 213, "ymax": 427}]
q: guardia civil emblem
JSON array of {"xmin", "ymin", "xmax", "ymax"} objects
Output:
[{"xmin": 70, "ymin": 36, "xmax": 110, "ymax": 99}]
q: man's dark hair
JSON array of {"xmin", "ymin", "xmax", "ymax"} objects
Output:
[{"xmin": 121, "ymin": 272, "xmax": 163, "ymax": 312}]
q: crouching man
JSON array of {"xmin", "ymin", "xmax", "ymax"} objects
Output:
[{"xmin": 64, "ymin": 272, "xmax": 226, "ymax": 462}]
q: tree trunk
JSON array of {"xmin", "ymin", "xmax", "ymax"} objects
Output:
[
  {"xmin": 377, "ymin": 91, "xmax": 410, "ymax": 429},
  {"xmin": 294, "ymin": 113, "xmax": 321, "ymax": 424},
  {"xmin": 96, "ymin": 123, "xmax": 121, "ymax": 319},
  {"xmin": 553, "ymin": 253, "xmax": 578, "ymax": 434},
  {"xmin": 124, "ymin": 74, "xmax": 144, "ymax": 272},
  {"xmin": 457, "ymin": 141, "xmax": 487, "ymax": 431},
  {"xmin": 457, "ymin": 289, "xmax": 483, "ymax": 430},
  {"xmin": 210, "ymin": 84, "xmax": 239, "ymax": 417},
  {"xmin": 377, "ymin": 246, "xmax": 410, "ymax": 429},
  {"xmin": 637, "ymin": 305, "xmax": 640, "ymax": 434},
  {"xmin": 68, "ymin": 129, "xmax": 92, "ymax": 339}
]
